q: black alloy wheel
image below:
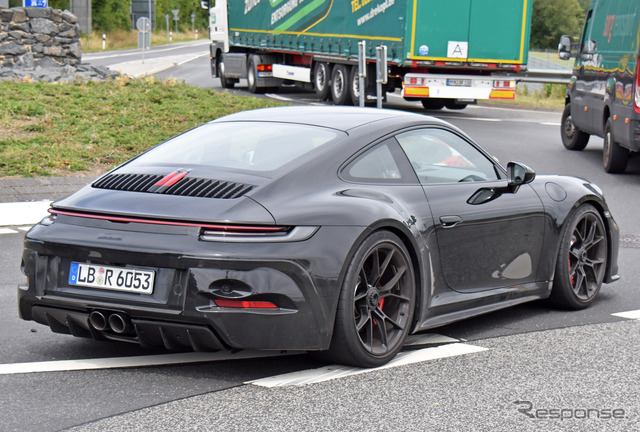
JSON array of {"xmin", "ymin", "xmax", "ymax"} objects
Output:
[
  {"xmin": 325, "ymin": 231, "xmax": 416, "ymax": 367},
  {"xmin": 549, "ymin": 204, "xmax": 608, "ymax": 309},
  {"xmin": 560, "ymin": 103, "xmax": 589, "ymax": 150}
]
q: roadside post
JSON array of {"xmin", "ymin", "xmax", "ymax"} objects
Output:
[
  {"xmin": 102, "ymin": 33, "xmax": 106, "ymax": 50},
  {"xmin": 191, "ymin": 12, "xmax": 196, "ymax": 32},
  {"xmin": 376, "ymin": 45, "xmax": 388, "ymax": 109},
  {"xmin": 165, "ymin": 14, "xmax": 169, "ymax": 39},
  {"xmin": 136, "ymin": 16, "xmax": 151, "ymax": 64},
  {"xmin": 358, "ymin": 41, "xmax": 366, "ymax": 107}
]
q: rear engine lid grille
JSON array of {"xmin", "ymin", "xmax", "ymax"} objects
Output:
[{"xmin": 92, "ymin": 173, "xmax": 255, "ymax": 199}]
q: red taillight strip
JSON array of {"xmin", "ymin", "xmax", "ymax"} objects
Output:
[
  {"xmin": 48, "ymin": 209, "xmax": 287, "ymax": 233},
  {"xmin": 214, "ymin": 299, "xmax": 278, "ymax": 309}
]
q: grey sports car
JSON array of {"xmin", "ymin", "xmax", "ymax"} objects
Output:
[{"xmin": 19, "ymin": 106, "xmax": 620, "ymax": 367}]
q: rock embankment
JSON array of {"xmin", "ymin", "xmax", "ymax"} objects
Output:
[{"xmin": 0, "ymin": 6, "xmax": 119, "ymax": 82}]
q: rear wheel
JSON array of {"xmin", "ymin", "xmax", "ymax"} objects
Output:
[
  {"xmin": 421, "ymin": 98, "xmax": 445, "ymax": 110},
  {"xmin": 324, "ymin": 231, "xmax": 416, "ymax": 367},
  {"xmin": 330, "ymin": 64, "xmax": 353, "ymax": 105},
  {"xmin": 247, "ymin": 56, "xmax": 266, "ymax": 94},
  {"xmin": 313, "ymin": 62, "xmax": 331, "ymax": 101},
  {"xmin": 561, "ymin": 104, "xmax": 589, "ymax": 150},
  {"xmin": 445, "ymin": 101, "xmax": 467, "ymax": 110},
  {"xmin": 549, "ymin": 204, "xmax": 607, "ymax": 309},
  {"xmin": 603, "ymin": 118, "xmax": 629, "ymax": 173}
]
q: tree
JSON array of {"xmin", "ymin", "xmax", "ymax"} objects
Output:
[{"xmin": 530, "ymin": 0, "xmax": 584, "ymax": 49}]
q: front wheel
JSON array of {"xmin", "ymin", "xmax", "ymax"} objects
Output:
[
  {"xmin": 217, "ymin": 58, "xmax": 235, "ymax": 89},
  {"xmin": 549, "ymin": 204, "xmax": 608, "ymax": 310},
  {"xmin": 603, "ymin": 118, "xmax": 629, "ymax": 173},
  {"xmin": 324, "ymin": 231, "xmax": 416, "ymax": 367},
  {"xmin": 561, "ymin": 104, "xmax": 589, "ymax": 150}
]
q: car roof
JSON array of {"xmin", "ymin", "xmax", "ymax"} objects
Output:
[{"xmin": 211, "ymin": 106, "xmax": 446, "ymax": 132}]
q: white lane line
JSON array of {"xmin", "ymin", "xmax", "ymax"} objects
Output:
[
  {"xmin": 541, "ymin": 122, "xmax": 561, "ymax": 126},
  {"xmin": 0, "ymin": 228, "xmax": 18, "ymax": 235},
  {"xmin": 0, "ymin": 350, "xmax": 287, "ymax": 375},
  {"xmin": 0, "ymin": 201, "xmax": 51, "ymax": 227},
  {"xmin": 18, "ymin": 226, "xmax": 32, "ymax": 231},
  {"xmin": 612, "ymin": 310, "xmax": 640, "ymax": 320},
  {"xmin": 248, "ymin": 342, "xmax": 487, "ymax": 387}
]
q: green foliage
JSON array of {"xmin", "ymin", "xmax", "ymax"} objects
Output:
[
  {"xmin": 91, "ymin": 0, "xmax": 131, "ymax": 32},
  {"xmin": 0, "ymin": 78, "xmax": 286, "ymax": 177},
  {"xmin": 530, "ymin": 0, "xmax": 584, "ymax": 49}
]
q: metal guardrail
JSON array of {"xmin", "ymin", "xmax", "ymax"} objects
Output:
[{"xmin": 513, "ymin": 69, "xmax": 572, "ymax": 85}]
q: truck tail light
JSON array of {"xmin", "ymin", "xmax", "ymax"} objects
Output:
[
  {"xmin": 257, "ymin": 64, "xmax": 272, "ymax": 72},
  {"xmin": 634, "ymin": 56, "xmax": 640, "ymax": 114}
]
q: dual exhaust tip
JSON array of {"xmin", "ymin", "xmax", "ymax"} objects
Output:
[{"xmin": 89, "ymin": 310, "xmax": 132, "ymax": 334}]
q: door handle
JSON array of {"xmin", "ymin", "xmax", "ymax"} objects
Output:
[{"xmin": 440, "ymin": 215, "xmax": 463, "ymax": 228}]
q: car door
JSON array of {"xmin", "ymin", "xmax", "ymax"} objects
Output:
[{"xmin": 395, "ymin": 127, "xmax": 545, "ymax": 293}]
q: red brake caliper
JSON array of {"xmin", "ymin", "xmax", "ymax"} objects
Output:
[{"xmin": 569, "ymin": 236, "xmax": 576, "ymax": 286}]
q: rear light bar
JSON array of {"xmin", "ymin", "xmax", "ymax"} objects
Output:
[
  {"xmin": 214, "ymin": 299, "xmax": 277, "ymax": 309},
  {"xmin": 257, "ymin": 64, "xmax": 272, "ymax": 72},
  {"xmin": 47, "ymin": 209, "xmax": 318, "ymax": 243}
]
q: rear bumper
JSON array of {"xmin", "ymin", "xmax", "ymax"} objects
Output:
[{"xmin": 19, "ymin": 220, "xmax": 365, "ymax": 352}]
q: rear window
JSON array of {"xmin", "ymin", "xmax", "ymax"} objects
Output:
[{"xmin": 129, "ymin": 121, "xmax": 344, "ymax": 172}]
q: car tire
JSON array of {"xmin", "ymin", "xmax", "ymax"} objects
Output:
[
  {"xmin": 421, "ymin": 98, "xmax": 445, "ymax": 110},
  {"xmin": 548, "ymin": 204, "xmax": 608, "ymax": 310},
  {"xmin": 330, "ymin": 64, "xmax": 353, "ymax": 106},
  {"xmin": 324, "ymin": 231, "xmax": 416, "ymax": 367},
  {"xmin": 603, "ymin": 118, "xmax": 629, "ymax": 173},
  {"xmin": 561, "ymin": 104, "xmax": 589, "ymax": 150},
  {"xmin": 313, "ymin": 62, "xmax": 331, "ymax": 101},
  {"xmin": 217, "ymin": 57, "xmax": 235, "ymax": 89}
]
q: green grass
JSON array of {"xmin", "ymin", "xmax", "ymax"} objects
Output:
[{"xmin": 0, "ymin": 77, "xmax": 285, "ymax": 177}]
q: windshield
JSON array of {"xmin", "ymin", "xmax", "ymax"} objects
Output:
[{"xmin": 129, "ymin": 121, "xmax": 345, "ymax": 172}]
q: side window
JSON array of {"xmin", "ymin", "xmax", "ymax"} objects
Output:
[
  {"xmin": 396, "ymin": 128, "xmax": 500, "ymax": 185},
  {"xmin": 344, "ymin": 140, "xmax": 404, "ymax": 182}
]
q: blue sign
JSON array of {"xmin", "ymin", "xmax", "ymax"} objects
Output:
[{"xmin": 24, "ymin": 0, "xmax": 48, "ymax": 7}]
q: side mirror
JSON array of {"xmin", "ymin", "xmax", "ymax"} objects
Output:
[
  {"xmin": 581, "ymin": 39, "xmax": 597, "ymax": 61},
  {"xmin": 558, "ymin": 35, "xmax": 572, "ymax": 60},
  {"xmin": 507, "ymin": 162, "xmax": 535, "ymax": 193}
]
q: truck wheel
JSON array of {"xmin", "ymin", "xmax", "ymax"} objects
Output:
[
  {"xmin": 445, "ymin": 101, "xmax": 467, "ymax": 110},
  {"xmin": 313, "ymin": 62, "xmax": 331, "ymax": 101},
  {"xmin": 331, "ymin": 64, "xmax": 353, "ymax": 106},
  {"xmin": 603, "ymin": 118, "xmax": 629, "ymax": 173},
  {"xmin": 420, "ymin": 99, "xmax": 445, "ymax": 110},
  {"xmin": 561, "ymin": 104, "xmax": 589, "ymax": 150},
  {"xmin": 217, "ymin": 58, "xmax": 235, "ymax": 89},
  {"xmin": 247, "ymin": 56, "xmax": 265, "ymax": 94}
]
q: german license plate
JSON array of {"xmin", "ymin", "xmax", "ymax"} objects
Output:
[
  {"xmin": 447, "ymin": 79, "xmax": 472, "ymax": 86},
  {"xmin": 69, "ymin": 262, "xmax": 155, "ymax": 294}
]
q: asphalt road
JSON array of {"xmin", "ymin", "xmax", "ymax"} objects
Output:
[{"xmin": 1, "ymin": 43, "xmax": 639, "ymax": 431}]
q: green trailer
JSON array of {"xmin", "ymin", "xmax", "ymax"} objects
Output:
[{"xmin": 208, "ymin": 0, "xmax": 532, "ymax": 108}]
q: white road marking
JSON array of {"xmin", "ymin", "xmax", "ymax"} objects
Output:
[
  {"xmin": 612, "ymin": 310, "xmax": 640, "ymax": 320},
  {"xmin": 0, "ymin": 351, "xmax": 289, "ymax": 375},
  {"xmin": 0, "ymin": 228, "xmax": 17, "ymax": 235},
  {"xmin": 18, "ymin": 226, "xmax": 32, "ymax": 231},
  {"xmin": 404, "ymin": 333, "xmax": 461, "ymax": 346},
  {"xmin": 0, "ymin": 201, "xmax": 51, "ymax": 227},
  {"xmin": 266, "ymin": 93, "xmax": 295, "ymax": 102},
  {"xmin": 248, "ymin": 342, "xmax": 487, "ymax": 387},
  {"xmin": 541, "ymin": 122, "xmax": 561, "ymax": 126}
]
